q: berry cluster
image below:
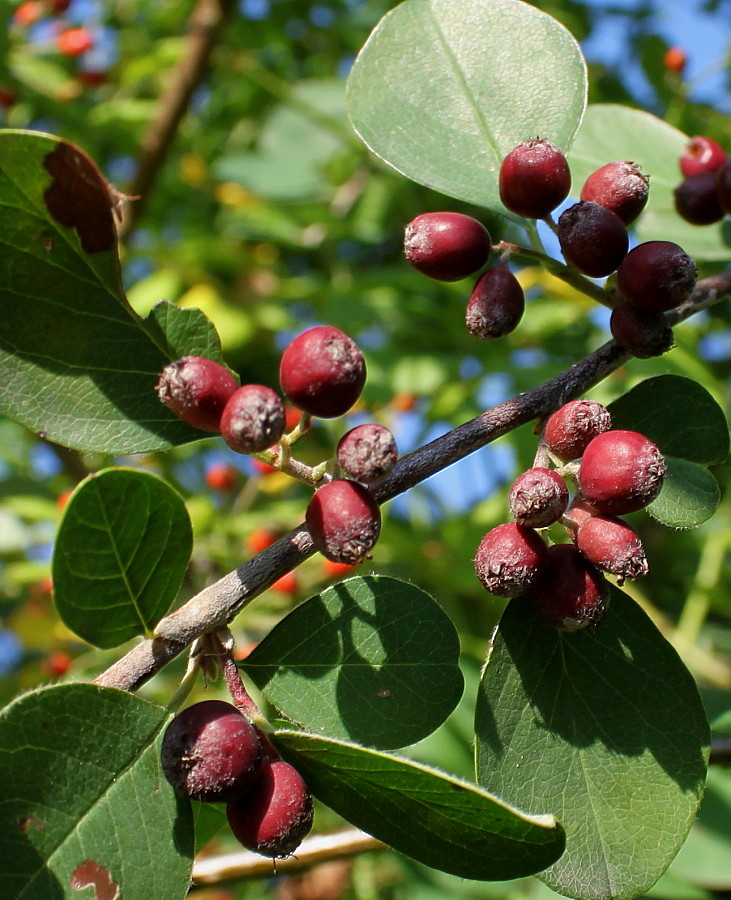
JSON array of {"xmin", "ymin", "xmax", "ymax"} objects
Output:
[
  {"xmin": 674, "ymin": 135, "xmax": 731, "ymax": 226},
  {"xmin": 474, "ymin": 399, "xmax": 666, "ymax": 631},
  {"xmin": 161, "ymin": 700, "xmax": 313, "ymax": 858}
]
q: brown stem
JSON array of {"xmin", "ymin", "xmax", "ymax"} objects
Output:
[{"xmin": 210, "ymin": 632, "xmax": 259, "ymax": 717}]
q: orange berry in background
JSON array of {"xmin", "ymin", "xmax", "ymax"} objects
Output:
[
  {"xmin": 284, "ymin": 405, "xmax": 302, "ymax": 431},
  {"xmin": 57, "ymin": 27, "xmax": 94, "ymax": 57},
  {"xmin": 205, "ymin": 461, "xmax": 240, "ymax": 492},
  {"xmin": 56, "ymin": 487, "xmax": 74, "ymax": 510},
  {"xmin": 663, "ymin": 46, "xmax": 686, "ymax": 74},
  {"xmin": 13, "ymin": 1, "xmax": 44, "ymax": 26},
  {"xmin": 42, "ymin": 650, "xmax": 72, "ymax": 679},
  {"xmin": 234, "ymin": 641, "xmax": 258, "ymax": 660},
  {"xmin": 271, "ymin": 571, "xmax": 298, "ymax": 595},
  {"xmin": 391, "ymin": 392, "xmax": 418, "ymax": 413},
  {"xmin": 252, "ymin": 456, "xmax": 278, "ymax": 476},
  {"xmin": 322, "ymin": 559, "xmax": 358, "ymax": 579},
  {"xmin": 246, "ymin": 527, "xmax": 279, "ymax": 555}
]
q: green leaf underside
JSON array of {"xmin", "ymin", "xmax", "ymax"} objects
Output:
[
  {"xmin": 346, "ymin": 0, "xmax": 586, "ymax": 211},
  {"xmin": 0, "ymin": 684, "xmax": 193, "ymax": 900},
  {"xmin": 273, "ymin": 729, "xmax": 565, "ymax": 881},
  {"xmin": 52, "ymin": 468, "xmax": 193, "ymax": 648},
  {"xmin": 648, "ymin": 457, "xmax": 720, "ymax": 527},
  {"xmin": 243, "ymin": 575, "xmax": 463, "ymax": 749},
  {"xmin": 475, "ymin": 587, "xmax": 709, "ymax": 900}
]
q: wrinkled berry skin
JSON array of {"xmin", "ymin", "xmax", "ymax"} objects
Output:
[
  {"xmin": 716, "ymin": 159, "xmax": 731, "ymax": 214},
  {"xmin": 499, "ymin": 139, "xmax": 571, "ymax": 219},
  {"xmin": 616, "ymin": 241, "xmax": 697, "ymax": 312},
  {"xmin": 161, "ymin": 700, "xmax": 262, "ymax": 803},
  {"xmin": 674, "ymin": 173, "xmax": 724, "ymax": 225},
  {"xmin": 157, "ymin": 356, "xmax": 238, "ymax": 432},
  {"xmin": 578, "ymin": 430, "xmax": 666, "ymax": 515},
  {"xmin": 679, "ymin": 136, "xmax": 727, "ymax": 177},
  {"xmin": 544, "ymin": 399, "xmax": 612, "ymax": 462},
  {"xmin": 337, "ymin": 423, "xmax": 397, "ymax": 483},
  {"xmin": 306, "ymin": 479, "xmax": 381, "ymax": 564},
  {"xmin": 509, "ymin": 467, "xmax": 569, "ymax": 528},
  {"xmin": 227, "ymin": 760, "xmax": 314, "ymax": 858},
  {"xmin": 580, "ymin": 161, "xmax": 649, "ymax": 225},
  {"xmin": 279, "ymin": 326, "xmax": 366, "ymax": 418},
  {"xmin": 465, "ymin": 264, "xmax": 525, "ymax": 340},
  {"xmin": 404, "ymin": 212, "xmax": 491, "ymax": 282},
  {"xmin": 529, "ymin": 543, "xmax": 609, "ymax": 632},
  {"xmin": 474, "ymin": 522, "xmax": 547, "ymax": 599},
  {"xmin": 610, "ymin": 303, "xmax": 674, "ymax": 359},
  {"xmin": 221, "ymin": 384, "xmax": 286, "ymax": 454},
  {"xmin": 557, "ymin": 201, "xmax": 629, "ymax": 277},
  {"xmin": 575, "ymin": 514, "xmax": 648, "ymax": 584}
]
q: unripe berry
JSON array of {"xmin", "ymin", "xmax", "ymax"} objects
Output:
[
  {"xmin": 529, "ymin": 543, "xmax": 609, "ymax": 632},
  {"xmin": 220, "ymin": 385, "xmax": 286, "ymax": 454},
  {"xmin": 575, "ymin": 515, "xmax": 648, "ymax": 584},
  {"xmin": 679, "ymin": 136, "xmax": 727, "ymax": 177},
  {"xmin": 673, "ymin": 173, "xmax": 724, "ymax": 225},
  {"xmin": 161, "ymin": 700, "xmax": 262, "ymax": 803},
  {"xmin": 306, "ymin": 479, "xmax": 381, "ymax": 564},
  {"xmin": 544, "ymin": 399, "xmax": 612, "ymax": 462},
  {"xmin": 403, "ymin": 212, "xmax": 491, "ymax": 282},
  {"xmin": 499, "ymin": 139, "xmax": 571, "ymax": 219},
  {"xmin": 227, "ymin": 760, "xmax": 314, "ymax": 858},
  {"xmin": 279, "ymin": 326, "xmax": 366, "ymax": 419},
  {"xmin": 579, "ymin": 161, "xmax": 650, "ymax": 225},
  {"xmin": 509, "ymin": 467, "xmax": 569, "ymax": 528},
  {"xmin": 157, "ymin": 356, "xmax": 238, "ymax": 432},
  {"xmin": 716, "ymin": 158, "xmax": 731, "ymax": 214},
  {"xmin": 578, "ymin": 430, "xmax": 666, "ymax": 515},
  {"xmin": 474, "ymin": 522, "xmax": 547, "ymax": 599},
  {"xmin": 616, "ymin": 241, "xmax": 696, "ymax": 312},
  {"xmin": 557, "ymin": 201, "xmax": 628, "ymax": 277},
  {"xmin": 465, "ymin": 264, "xmax": 525, "ymax": 340},
  {"xmin": 337, "ymin": 423, "xmax": 398, "ymax": 483},
  {"xmin": 610, "ymin": 302, "xmax": 674, "ymax": 359}
]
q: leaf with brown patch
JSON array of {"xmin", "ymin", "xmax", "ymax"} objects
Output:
[{"xmin": 70, "ymin": 859, "xmax": 120, "ymax": 900}]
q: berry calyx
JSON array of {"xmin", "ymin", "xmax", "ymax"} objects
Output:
[
  {"xmin": 465, "ymin": 263, "xmax": 525, "ymax": 340},
  {"xmin": 673, "ymin": 173, "xmax": 724, "ymax": 225},
  {"xmin": 206, "ymin": 461, "xmax": 240, "ymax": 492},
  {"xmin": 306, "ymin": 479, "xmax": 381, "ymax": 564},
  {"xmin": 227, "ymin": 759, "xmax": 314, "ymax": 858},
  {"xmin": 499, "ymin": 139, "xmax": 571, "ymax": 219},
  {"xmin": 474, "ymin": 522, "xmax": 548, "ymax": 599},
  {"xmin": 679, "ymin": 136, "xmax": 727, "ymax": 178},
  {"xmin": 403, "ymin": 212, "xmax": 491, "ymax": 282},
  {"xmin": 544, "ymin": 399, "xmax": 612, "ymax": 463},
  {"xmin": 161, "ymin": 700, "xmax": 262, "ymax": 803},
  {"xmin": 157, "ymin": 356, "xmax": 239, "ymax": 433},
  {"xmin": 579, "ymin": 161, "xmax": 650, "ymax": 225},
  {"xmin": 616, "ymin": 241, "xmax": 696, "ymax": 312},
  {"xmin": 578, "ymin": 430, "xmax": 666, "ymax": 515},
  {"xmin": 279, "ymin": 325, "xmax": 366, "ymax": 419},
  {"xmin": 610, "ymin": 302, "xmax": 674, "ymax": 359},
  {"xmin": 337, "ymin": 423, "xmax": 398, "ymax": 483},
  {"xmin": 575, "ymin": 514, "xmax": 648, "ymax": 584},
  {"xmin": 557, "ymin": 201, "xmax": 628, "ymax": 277},
  {"xmin": 529, "ymin": 543, "xmax": 609, "ymax": 632},
  {"xmin": 509, "ymin": 467, "xmax": 569, "ymax": 528},
  {"xmin": 220, "ymin": 384, "xmax": 286, "ymax": 454}
]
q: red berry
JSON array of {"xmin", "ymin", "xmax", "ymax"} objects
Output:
[
  {"xmin": 578, "ymin": 430, "xmax": 666, "ymax": 515},
  {"xmin": 465, "ymin": 264, "xmax": 525, "ymax": 340},
  {"xmin": 246, "ymin": 527, "xmax": 279, "ymax": 555},
  {"xmin": 544, "ymin": 400, "xmax": 612, "ymax": 463},
  {"xmin": 403, "ymin": 212, "xmax": 491, "ymax": 282},
  {"xmin": 0, "ymin": 87, "xmax": 18, "ymax": 111},
  {"xmin": 57, "ymin": 487, "xmax": 74, "ymax": 510},
  {"xmin": 663, "ymin": 46, "xmax": 687, "ymax": 74},
  {"xmin": 271, "ymin": 571, "xmax": 298, "ymax": 595},
  {"xmin": 322, "ymin": 558, "xmax": 359, "ymax": 579},
  {"xmin": 227, "ymin": 760, "xmax": 314, "ymax": 858},
  {"xmin": 337, "ymin": 423, "xmax": 397, "ymax": 483},
  {"xmin": 716, "ymin": 158, "xmax": 731, "ymax": 214},
  {"xmin": 279, "ymin": 326, "xmax": 366, "ymax": 419},
  {"xmin": 252, "ymin": 457, "xmax": 278, "ymax": 476},
  {"xmin": 561, "ymin": 498, "xmax": 597, "ymax": 537},
  {"xmin": 499, "ymin": 139, "xmax": 571, "ymax": 219},
  {"xmin": 509, "ymin": 467, "xmax": 569, "ymax": 528},
  {"xmin": 580, "ymin": 161, "xmax": 649, "ymax": 226},
  {"xmin": 674, "ymin": 173, "xmax": 724, "ymax": 225},
  {"xmin": 575, "ymin": 515, "xmax": 648, "ymax": 584},
  {"xmin": 161, "ymin": 700, "xmax": 262, "ymax": 803},
  {"xmin": 12, "ymin": 1, "xmax": 44, "ymax": 26},
  {"xmin": 41, "ymin": 650, "xmax": 72, "ymax": 678},
  {"xmin": 157, "ymin": 356, "xmax": 238, "ymax": 432},
  {"xmin": 206, "ymin": 462, "xmax": 240, "ymax": 492},
  {"xmin": 57, "ymin": 27, "xmax": 94, "ymax": 57},
  {"xmin": 557, "ymin": 201, "xmax": 628, "ymax": 277},
  {"xmin": 616, "ymin": 241, "xmax": 696, "ymax": 313},
  {"xmin": 306, "ymin": 479, "xmax": 381, "ymax": 564},
  {"xmin": 474, "ymin": 522, "xmax": 548, "ymax": 599},
  {"xmin": 529, "ymin": 543, "xmax": 609, "ymax": 632},
  {"xmin": 610, "ymin": 302, "xmax": 674, "ymax": 359},
  {"xmin": 679, "ymin": 136, "xmax": 727, "ymax": 178},
  {"xmin": 284, "ymin": 405, "xmax": 302, "ymax": 431},
  {"xmin": 220, "ymin": 384, "xmax": 286, "ymax": 454}
]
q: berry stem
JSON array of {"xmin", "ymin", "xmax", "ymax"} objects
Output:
[
  {"xmin": 210, "ymin": 630, "xmax": 261, "ymax": 719},
  {"xmin": 167, "ymin": 642, "xmax": 203, "ymax": 713}
]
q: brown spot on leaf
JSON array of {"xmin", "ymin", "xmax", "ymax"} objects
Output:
[
  {"xmin": 18, "ymin": 813, "xmax": 45, "ymax": 833},
  {"xmin": 70, "ymin": 859, "xmax": 120, "ymax": 900}
]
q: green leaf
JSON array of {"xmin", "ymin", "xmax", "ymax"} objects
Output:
[
  {"xmin": 0, "ymin": 684, "xmax": 193, "ymax": 900},
  {"xmin": 243, "ymin": 576, "xmax": 463, "ymax": 749},
  {"xmin": 143, "ymin": 301, "xmax": 228, "ymax": 366},
  {"xmin": 475, "ymin": 587, "xmax": 709, "ymax": 900},
  {"xmin": 648, "ymin": 457, "xmax": 720, "ymax": 528},
  {"xmin": 273, "ymin": 729, "xmax": 565, "ymax": 881},
  {"xmin": 346, "ymin": 0, "xmax": 587, "ymax": 210},
  {"xmin": 52, "ymin": 468, "xmax": 192, "ymax": 648}
]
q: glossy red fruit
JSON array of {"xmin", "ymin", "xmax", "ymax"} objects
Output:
[
  {"xmin": 220, "ymin": 384, "xmax": 286, "ymax": 454},
  {"xmin": 404, "ymin": 212, "xmax": 491, "ymax": 282},
  {"xmin": 529, "ymin": 543, "xmax": 609, "ymax": 632},
  {"xmin": 544, "ymin": 399, "xmax": 612, "ymax": 462},
  {"xmin": 575, "ymin": 514, "xmax": 648, "ymax": 584},
  {"xmin": 499, "ymin": 139, "xmax": 571, "ymax": 219},
  {"xmin": 57, "ymin": 27, "xmax": 94, "ymax": 57},
  {"xmin": 306, "ymin": 479, "xmax": 381, "ymax": 564},
  {"xmin": 578, "ymin": 430, "xmax": 666, "ymax": 515},
  {"xmin": 206, "ymin": 461, "xmax": 240, "ymax": 492},
  {"xmin": 337, "ymin": 423, "xmax": 397, "ymax": 483},
  {"xmin": 610, "ymin": 302, "xmax": 674, "ymax": 359},
  {"xmin": 465, "ymin": 264, "xmax": 525, "ymax": 339},
  {"xmin": 161, "ymin": 700, "xmax": 262, "ymax": 803},
  {"xmin": 716, "ymin": 158, "xmax": 731, "ymax": 214},
  {"xmin": 227, "ymin": 760, "xmax": 314, "ymax": 858},
  {"xmin": 679, "ymin": 136, "xmax": 727, "ymax": 178},
  {"xmin": 474, "ymin": 522, "xmax": 548, "ymax": 599},
  {"xmin": 280, "ymin": 326, "xmax": 366, "ymax": 419},
  {"xmin": 674, "ymin": 172, "xmax": 724, "ymax": 225},
  {"xmin": 580, "ymin": 161, "xmax": 650, "ymax": 225},
  {"xmin": 557, "ymin": 201, "xmax": 629, "ymax": 277},
  {"xmin": 508, "ymin": 467, "xmax": 569, "ymax": 528},
  {"xmin": 157, "ymin": 356, "xmax": 238, "ymax": 432},
  {"xmin": 616, "ymin": 241, "xmax": 696, "ymax": 312}
]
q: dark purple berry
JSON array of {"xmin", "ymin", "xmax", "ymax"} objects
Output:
[
  {"xmin": 220, "ymin": 385, "xmax": 286, "ymax": 454},
  {"xmin": 529, "ymin": 543, "xmax": 609, "ymax": 632},
  {"xmin": 575, "ymin": 514, "xmax": 648, "ymax": 584},
  {"xmin": 306, "ymin": 479, "xmax": 381, "ymax": 564},
  {"xmin": 509, "ymin": 467, "xmax": 569, "ymax": 528},
  {"xmin": 337, "ymin": 423, "xmax": 397, "ymax": 483},
  {"xmin": 474, "ymin": 522, "xmax": 547, "ymax": 599},
  {"xmin": 279, "ymin": 326, "xmax": 366, "ymax": 419},
  {"xmin": 610, "ymin": 302, "xmax": 674, "ymax": 359},
  {"xmin": 157, "ymin": 356, "xmax": 238, "ymax": 433},
  {"xmin": 403, "ymin": 212, "xmax": 491, "ymax": 282},
  {"xmin": 716, "ymin": 158, "xmax": 731, "ymax": 213},
  {"xmin": 499, "ymin": 139, "xmax": 571, "ymax": 219},
  {"xmin": 557, "ymin": 201, "xmax": 628, "ymax": 277},
  {"xmin": 674, "ymin": 172, "xmax": 724, "ymax": 225},
  {"xmin": 616, "ymin": 241, "xmax": 696, "ymax": 313},
  {"xmin": 580, "ymin": 161, "xmax": 650, "ymax": 225},
  {"xmin": 544, "ymin": 399, "xmax": 612, "ymax": 463},
  {"xmin": 465, "ymin": 264, "xmax": 525, "ymax": 339},
  {"xmin": 679, "ymin": 136, "xmax": 727, "ymax": 177}
]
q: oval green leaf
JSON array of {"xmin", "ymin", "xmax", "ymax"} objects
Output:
[
  {"xmin": 475, "ymin": 587, "xmax": 709, "ymax": 900},
  {"xmin": 52, "ymin": 468, "xmax": 193, "ymax": 648},
  {"xmin": 242, "ymin": 575, "xmax": 463, "ymax": 749},
  {"xmin": 346, "ymin": 0, "xmax": 587, "ymax": 211},
  {"xmin": 648, "ymin": 457, "xmax": 720, "ymax": 527},
  {"xmin": 273, "ymin": 729, "xmax": 565, "ymax": 881}
]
